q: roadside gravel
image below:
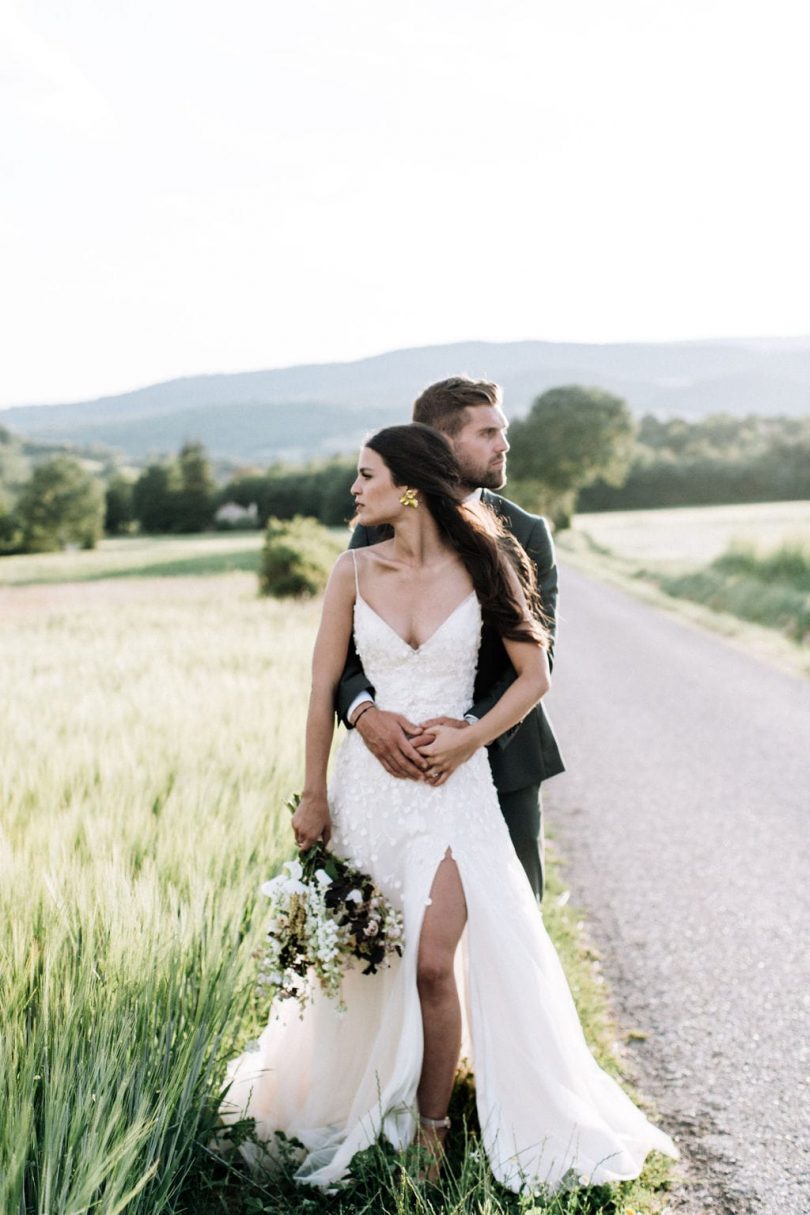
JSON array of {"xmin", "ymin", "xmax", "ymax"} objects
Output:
[{"xmin": 544, "ymin": 562, "xmax": 810, "ymax": 1215}]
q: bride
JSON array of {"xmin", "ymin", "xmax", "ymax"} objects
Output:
[{"xmin": 221, "ymin": 423, "xmax": 677, "ymax": 1191}]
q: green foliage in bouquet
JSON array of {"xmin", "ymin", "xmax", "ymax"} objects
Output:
[{"xmin": 257, "ymin": 795, "xmax": 404, "ymax": 1010}]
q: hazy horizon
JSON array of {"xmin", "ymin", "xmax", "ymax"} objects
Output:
[{"xmin": 5, "ymin": 330, "xmax": 810, "ymax": 413}]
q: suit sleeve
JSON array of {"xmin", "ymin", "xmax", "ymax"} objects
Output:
[
  {"xmin": 334, "ymin": 525, "xmax": 375, "ymax": 728},
  {"xmin": 467, "ymin": 516, "xmax": 558, "ymax": 749},
  {"xmin": 525, "ymin": 517, "xmax": 557, "ymax": 673}
]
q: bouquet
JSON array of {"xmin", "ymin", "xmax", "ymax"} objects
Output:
[{"xmin": 257, "ymin": 795, "xmax": 404, "ymax": 1012}]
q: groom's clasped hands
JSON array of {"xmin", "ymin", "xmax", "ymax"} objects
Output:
[
  {"xmin": 354, "ymin": 706, "xmax": 476, "ymax": 786},
  {"xmin": 293, "ymin": 711, "xmax": 474, "ymax": 851}
]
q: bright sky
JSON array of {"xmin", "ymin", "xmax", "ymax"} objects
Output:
[{"xmin": 1, "ymin": 0, "xmax": 808, "ymax": 407}]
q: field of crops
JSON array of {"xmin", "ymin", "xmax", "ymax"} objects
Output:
[{"xmin": 0, "ymin": 532, "xmax": 265, "ymax": 586}]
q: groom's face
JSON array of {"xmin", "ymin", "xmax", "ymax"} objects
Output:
[{"xmin": 448, "ymin": 405, "xmax": 510, "ymax": 492}]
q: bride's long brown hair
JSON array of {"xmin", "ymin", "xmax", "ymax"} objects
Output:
[{"xmin": 361, "ymin": 424, "xmax": 548, "ymax": 647}]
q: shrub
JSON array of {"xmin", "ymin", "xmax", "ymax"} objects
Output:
[{"xmin": 259, "ymin": 516, "xmax": 344, "ymax": 598}]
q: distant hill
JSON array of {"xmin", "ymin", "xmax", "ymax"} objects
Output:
[{"xmin": 2, "ymin": 337, "xmax": 809, "ymax": 463}]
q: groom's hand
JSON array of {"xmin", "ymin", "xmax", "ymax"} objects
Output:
[
  {"xmin": 354, "ymin": 706, "xmax": 430, "ymax": 781},
  {"xmin": 414, "ymin": 716, "xmax": 469, "ymax": 737}
]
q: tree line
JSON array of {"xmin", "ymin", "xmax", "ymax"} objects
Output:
[
  {"xmin": 577, "ymin": 413, "xmax": 810, "ymax": 512},
  {"xmin": 0, "ymin": 438, "xmax": 219, "ymax": 554},
  {"xmin": 2, "ymin": 390, "xmax": 809, "ymax": 555}
]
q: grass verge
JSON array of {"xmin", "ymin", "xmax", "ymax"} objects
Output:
[
  {"xmin": 557, "ymin": 528, "xmax": 810, "ymax": 680},
  {"xmin": 656, "ymin": 540, "xmax": 810, "ymax": 644}
]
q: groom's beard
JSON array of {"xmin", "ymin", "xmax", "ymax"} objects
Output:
[
  {"xmin": 459, "ymin": 461, "xmax": 507, "ymax": 494},
  {"xmin": 480, "ymin": 465, "xmax": 507, "ymax": 491}
]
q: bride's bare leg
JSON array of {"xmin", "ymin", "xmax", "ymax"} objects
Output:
[{"xmin": 415, "ymin": 848, "xmax": 467, "ymax": 1172}]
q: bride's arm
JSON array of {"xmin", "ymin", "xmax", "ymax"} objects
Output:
[
  {"xmin": 466, "ymin": 634, "xmax": 549, "ymax": 748},
  {"xmin": 291, "ymin": 553, "xmax": 356, "ymax": 850}
]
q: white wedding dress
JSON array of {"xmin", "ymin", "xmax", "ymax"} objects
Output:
[{"xmin": 221, "ymin": 574, "xmax": 677, "ymax": 1191}]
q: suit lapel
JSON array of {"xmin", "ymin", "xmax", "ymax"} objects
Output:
[{"xmin": 481, "ymin": 489, "xmax": 504, "ymax": 518}]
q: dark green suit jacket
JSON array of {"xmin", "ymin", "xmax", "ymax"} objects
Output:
[{"xmin": 335, "ymin": 490, "xmax": 565, "ymax": 794}]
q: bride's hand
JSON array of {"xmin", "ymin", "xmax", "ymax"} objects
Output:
[
  {"xmin": 292, "ymin": 792, "xmax": 332, "ymax": 850},
  {"xmin": 414, "ymin": 721, "xmax": 478, "ymax": 786}
]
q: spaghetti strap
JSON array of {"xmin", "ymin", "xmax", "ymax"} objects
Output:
[{"xmin": 350, "ymin": 549, "xmax": 360, "ymax": 599}]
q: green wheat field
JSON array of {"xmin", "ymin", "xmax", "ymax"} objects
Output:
[{"xmin": 1, "ymin": 545, "xmax": 673, "ymax": 1215}]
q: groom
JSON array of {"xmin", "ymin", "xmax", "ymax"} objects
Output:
[{"xmin": 336, "ymin": 376, "xmax": 564, "ymax": 901}]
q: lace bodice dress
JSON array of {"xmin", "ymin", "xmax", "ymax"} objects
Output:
[{"xmin": 220, "ymin": 580, "xmax": 677, "ymax": 1192}]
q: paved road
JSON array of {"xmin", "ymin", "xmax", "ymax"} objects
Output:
[{"xmin": 543, "ymin": 563, "xmax": 810, "ymax": 1215}]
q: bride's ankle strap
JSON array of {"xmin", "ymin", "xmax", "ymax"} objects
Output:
[{"xmin": 419, "ymin": 1114, "xmax": 451, "ymax": 1129}]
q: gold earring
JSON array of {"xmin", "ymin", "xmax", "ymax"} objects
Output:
[{"xmin": 399, "ymin": 488, "xmax": 419, "ymax": 508}]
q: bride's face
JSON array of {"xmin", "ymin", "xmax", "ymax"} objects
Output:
[{"xmin": 351, "ymin": 447, "xmax": 403, "ymax": 525}]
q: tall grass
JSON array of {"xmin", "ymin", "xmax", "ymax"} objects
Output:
[
  {"xmin": 658, "ymin": 538, "xmax": 810, "ymax": 643},
  {"xmin": 1, "ymin": 572, "xmax": 670, "ymax": 1214},
  {"xmin": 713, "ymin": 538, "xmax": 810, "ymax": 591},
  {"xmin": 1, "ymin": 579, "xmax": 312, "ymax": 1213}
]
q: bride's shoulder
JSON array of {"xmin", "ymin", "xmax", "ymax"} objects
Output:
[
  {"xmin": 328, "ymin": 550, "xmax": 359, "ymax": 593},
  {"xmin": 350, "ymin": 539, "xmax": 395, "ymax": 566},
  {"xmin": 330, "ymin": 543, "xmax": 392, "ymax": 593}
]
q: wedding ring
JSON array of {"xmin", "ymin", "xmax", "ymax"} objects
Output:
[{"xmin": 429, "ymin": 769, "xmax": 439, "ymax": 778}]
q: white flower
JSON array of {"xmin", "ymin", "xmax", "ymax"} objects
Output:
[
  {"xmin": 259, "ymin": 876, "xmax": 286, "ymax": 899},
  {"xmin": 261, "ymin": 859, "xmax": 307, "ymax": 899},
  {"xmin": 255, "ymin": 839, "xmax": 404, "ymax": 1015}
]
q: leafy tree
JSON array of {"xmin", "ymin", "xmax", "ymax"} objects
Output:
[
  {"xmin": 173, "ymin": 441, "xmax": 216, "ymax": 532},
  {"xmin": 0, "ymin": 495, "xmax": 22, "ymax": 554},
  {"xmin": 16, "ymin": 456, "xmax": 105, "ymax": 552},
  {"xmin": 316, "ymin": 462, "xmax": 357, "ymax": 527},
  {"xmin": 0, "ymin": 425, "xmax": 29, "ymax": 499},
  {"xmin": 132, "ymin": 463, "xmax": 178, "ymax": 533},
  {"xmin": 508, "ymin": 386, "xmax": 636, "ymax": 497},
  {"xmin": 104, "ymin": 474, "xmax": 135, "ymax": 535}
]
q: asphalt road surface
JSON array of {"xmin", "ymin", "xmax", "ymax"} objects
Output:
[{"xmin": 543, "ymin": 563, "xmax": 810, "ymax": 1215}]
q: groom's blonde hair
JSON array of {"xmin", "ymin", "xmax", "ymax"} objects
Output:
[{"xmin": 412, "ymin": 376, "xmax": 502, "ymax": 437}]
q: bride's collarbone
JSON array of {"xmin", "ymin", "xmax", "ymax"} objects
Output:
[
  {"xmin": 358, "ymin": 579, "xmax": 475, "ymax": 651},
  {"xmin": 357, "ymin": 553, "xmax": 474, "ymax": 643}
]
